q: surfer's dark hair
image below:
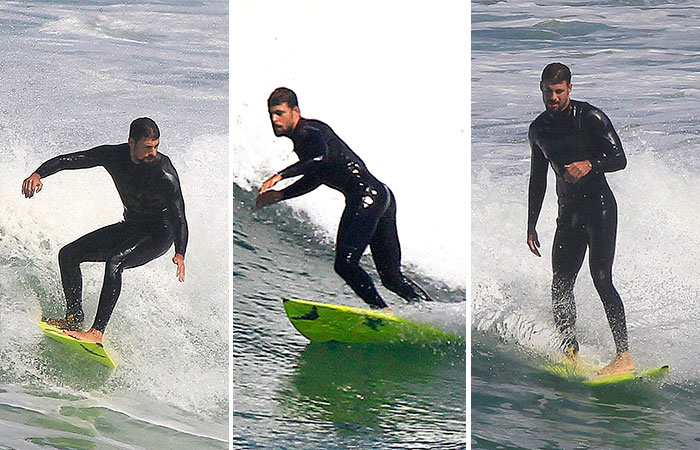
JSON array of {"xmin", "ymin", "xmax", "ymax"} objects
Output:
[
  {"xmin": 268, "ymin": 87, "xmax": 298, "ymax": 109},
  {"xmin": 541, "ymin": 62, "xmax": 571, "ymax": 85},
  {"xmin": 129, "ymin": 117, "xmax": 160, "ymax": 142}
]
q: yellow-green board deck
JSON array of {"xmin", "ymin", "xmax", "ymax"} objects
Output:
[
  {"xmin": 544, "ymin": 361, "xmax": 669, "ymax": 386},
  {"xmin": 283, "ymin": 298, "xmax": 463, "ymax": 345},
  {"xmin": 39, "ymin": 322, "xmax": 116, "ymax": 369}
]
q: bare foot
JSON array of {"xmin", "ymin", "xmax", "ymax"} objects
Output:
[
  {"xmin": 64, "ymin": 328, "xmax": 103, "ymax": 344},
  {"xmin": 597, "ymin": 351, "xmax": 634, "ymax": 375}
]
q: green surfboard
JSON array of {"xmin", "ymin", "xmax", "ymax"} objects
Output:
[
  {"xmin": 283, "ymin": 298, "xmax": 463, "ymax": 345},
  {"xmin": 544, "ymin": 361, "xmax": 669, "ymax": 386},
  {"xmin": 39, "ymin": 322, "xmax": 117, "ymax": 369}
]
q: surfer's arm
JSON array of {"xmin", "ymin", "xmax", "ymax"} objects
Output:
[
  {"xmin": 23, "ymin": 145, "xmax": 108, "ymax": 198},
  {"xmin": 279, "ymin": 175, "xmax": 322, "ymax": 200},
  {"xmin": 527, "ymin": 127, "xmax": 548, "ymax": 231},
  {"xmin": 586, "ymin": 108, "xmax": 627, "ymax": 173},
  {"xmin": 162, "ymin": 165, "xmax": 187, "ymax": 282},
  {"xmin": 527, "ymin": 127, "xmax": 548, "ymax": 257},
  {"xmin": 278, "ymin": 128, "xmax": 328, "ymax": 179},
  {"xmin": 255, "ymin": 176, "xmax": 320, "ymax": 209},
  {"xmin": 33, "ymin": 145, "xmax": 108, "ymax": 178},
  {"xmin": 163, "ymin": 164, "xmax": 189, "ymax": 259}
]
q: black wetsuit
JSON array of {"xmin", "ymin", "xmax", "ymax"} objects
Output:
[
  {"xmin": 276, "ymin": 118, "xmax": 432, "ymax": 308},
  {"xmin": 528, "ymin": 100, "xmax": 628, "ymax": 354},
  {"xmin": 35, "ymin": 143, "xmax": 188, "ymax": 332}
]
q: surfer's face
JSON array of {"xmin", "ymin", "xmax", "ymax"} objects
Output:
[
  {"xmin": 269, "ymin": 103, "xmax": 300, "ymax": 137},
  {"xmin": 541, "ymin": 80, "xmax": 571, "ymax": 113},
  {"xmin": 129, "ymin": 137, "xmax": 159, "ymax": 164}
]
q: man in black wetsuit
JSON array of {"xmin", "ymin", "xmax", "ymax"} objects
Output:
[
  {"xmin": 256, "ymin": 87, "xmax": 432, "ymax": 309},
  {"xmin": 21, "ymin": 117, "xmax": 188, "ymax": 344},
  {"xmin": 527, "ymin": 63, "xmax": 632, "ymax": 375}
]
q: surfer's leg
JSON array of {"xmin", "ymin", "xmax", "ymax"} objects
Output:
[
  {"xmin": 334, "ymin": 193, "xmax": 389, "ymax": 309},
  {"xmin": 551, "ymin": 208, "xmax": 587, "ymax": 354},
  {"xmin": 370, "ymin": 190, "xmax": 432, "ymax": 302},
  {"xmin": 586, "ymin": 189, "xmax": 629, "ymax": 356},
  {"xmin": 92, "ymin": 224, "xmax": 173, "ymax": 332},
  {"xmin": 58, "ymin": 223, "xmax": 126, "ymax": 324}
]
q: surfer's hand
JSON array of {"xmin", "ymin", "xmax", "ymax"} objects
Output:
[
  {"xmin": 255, "ymin": 190, "xmax": 283, "ymax": 209},
  {"xmin": 22, "ymin": 173, "xmax": 43, "ymax": 198},
  {"xmin": 173, "ymin": 253, "xmax": 185, "ymax": 282},
  {"xmin": 564, "ymin": 160, "xmax": 592, "ymax": 183},
  {"xmin": 527, "ymin": 229, "xmax": 541, "ymax": 257},
  {"xmin": 260, "ymin": 173, "xmax": 282, "ymax": 193}
]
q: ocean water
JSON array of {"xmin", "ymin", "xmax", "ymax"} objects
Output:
[
  {"xmin": 231, "ymin": 1, "xmax": 467, "ymax": 448},
  {"xmin": 472, "ymin": 0, "xmax": 700, "ymax": 448},
  {"xmin": 0, "ymin": 0, "xmax": 228, "ymax": 448}
]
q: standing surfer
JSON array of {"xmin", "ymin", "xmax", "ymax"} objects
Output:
[
  {"xmin": 22, "ymin": 118, "xmax": 188, "ymax": 344},
  {"xmin": 527, "ymin": 63, "xmax": 632, "ymax": 375},
  {"xmin": 256, "ymin": 87, "xmax": 432, "ymax": 309}
]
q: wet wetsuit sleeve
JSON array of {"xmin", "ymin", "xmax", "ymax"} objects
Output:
[
  {"xmin": 34, "ymin": 145, "xmax": 108, "ymax": 178},
  {"xmin": 279, "ymin": 175, "xmax": 322, "ymax": 200},
  {"xmin": 277, "ymin": 127, "xmax": 328, "ymax": 179},
  {"xmin": 527, "ymin": 124, "xmax": 548, "ymax": 229},
  {"xmin": 586, "ymin": 108, "xmax": 627, "ymax": 173},
  {"xmin": 162, "ymin": 165, "xmax": 189, "ymax": 256}
]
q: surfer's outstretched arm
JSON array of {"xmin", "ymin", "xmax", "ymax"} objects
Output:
[
  {"xmin": 278, "ymin": 175, "xmax": 322, "ymax": 200},
  {"xmin": 255, "ymin": 175, "xmax": 321, "ymax": 209},
  {"xmin": 22, "ymin": 146, "xmax": 109, "ymax": 198},
  {"xmin": 34, "ymin": 146, "xmax": 107, "ymax": 177}
]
